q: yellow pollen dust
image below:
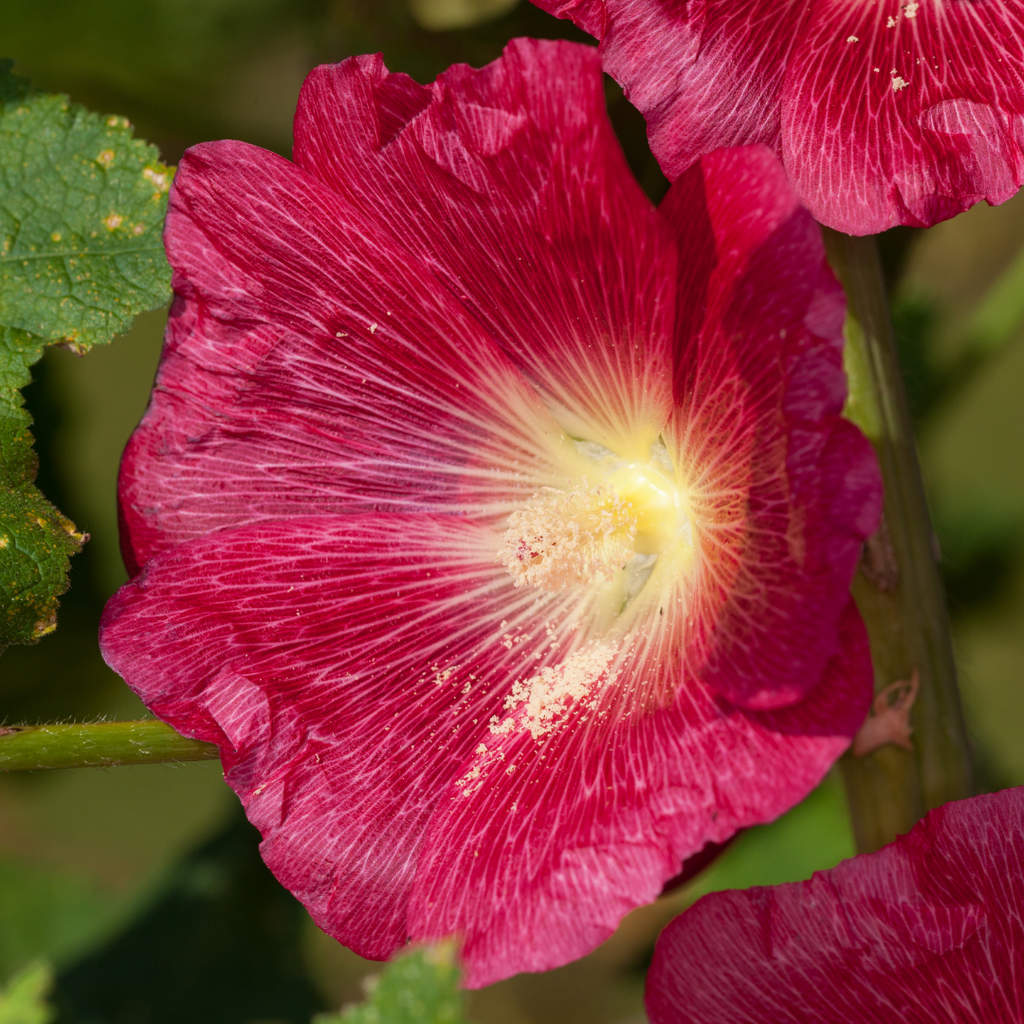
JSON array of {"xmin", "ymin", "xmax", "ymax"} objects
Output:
[
  {"xmin": 498, "ymin": 482, "xmax": 636, "ymax": 591},
  {"xmin": 489, "ymin": 641, "xmax": 618, "ymax": 740}
]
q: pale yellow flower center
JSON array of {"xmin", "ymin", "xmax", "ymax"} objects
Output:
[
  {"xmin": 498, "ymin": 443, "xmax": 692, "ymax": 600},
  {"xmin": 472, "ymin": 443, "xmax": 696, "ymax": 749},
  {"xmin": 498, "ymin": 482, "xmax": 636, "ymax": 591}
]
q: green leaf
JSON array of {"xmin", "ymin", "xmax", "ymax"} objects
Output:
[
  {"xmin": 314, "ymin": 949, "xmax": 470, "ymax": 1024},
  {"xmin": 0, "ymin": 479, "xmax": 82, "ymax": 643},
  {"xmin": 0, "ymin": 59, "xmax": 172, "ymax": 648},
  {"xmin": 0, "ymin": 962, "xmax": 55, "ymax": 1024},
  {"xmin": 0, "ymin": 61, "xmax": 172, "ymax": 348}
]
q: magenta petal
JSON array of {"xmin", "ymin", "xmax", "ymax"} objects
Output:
[
  {"xmin": 646, "ymin": 787, "xmax": 1024, "ymax": 1024},
  {"xmin": 533, "ymin": 0, "xmax": 806, "ymax": 180},
  {"xmin": 663, "ymin": 147, "xmax": 881, "ymax": 708},
  {"xmin": 120, "ymin": 139, "xmax": 572, "ymax": 573},
  {"xmin": 106, "ymin": 43, "xmax": 885, "ymax": 987},
  {"xmin": 101, "ymin": 515, "xmax": 586, "ymax": 959},
  {"xmin": 535, "ymin": 0, "xmax": 1024, "ymax": 233},
  {"xmin": 99, "ymin": 518, "xmax": 870, "ymax": 987},
  {"xmin": 292, "ymin": 38, "xmax": 678, "ymax": 451},
  {"xmin": 784, "ymin": 0, "xmax": 1024, "ymax": 233},
  {"xmin": 410, "ymin": 599, "xmax": 871, "ymax": 987}
]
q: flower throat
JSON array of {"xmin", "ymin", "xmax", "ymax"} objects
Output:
[{"xmin": 498, "ymin": 441, "xmax": 693, "ymax": 598}]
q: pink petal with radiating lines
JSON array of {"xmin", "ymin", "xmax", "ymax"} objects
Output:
[
  {"xmin": 662, "ymin": 147, "xmax": 880, "ymax": 708},
  {"xmin": 119, "ymin": 139, "xmax": 575, "ymax": 574},
  {"xmin": 784, "ymin": 0, "xmax": 1024, "ymax": 233},
  {"xmin": 531, "ymin": 0, "xmax": 1024, "ymax": 233},
  {"xmin": 292, "ymin": 39, "xmax": 678, "ymax": 454},
  {"xmin": 99, "ymin": 516, "xmax": 872, "ymax": 987},
  {"xmin": 106, "ymin": 44, "xmax": 884, "ymax": 987},
  {"xmin": 528, "ymin": 0, "xmax": 808, "ymax": 179},
  {"xmin": 647, "ymin": 787, "xmax": 1024, "ymax": 1023}
]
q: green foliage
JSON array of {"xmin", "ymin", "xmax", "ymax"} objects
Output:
[
  {"xmin": 692, "ymin": 771, "xmax": 855, "ymax": 897},
  {"xmin": 892, "ymin": 238, "xmax": 1024, "ymax": 430},
  {"xmin": 891, "ymin": 295, "xmax": 942, "ymax": 426},
  {"xmin": 0, "ymin": 962, "xmax": 55, "ymax": 1024},
  {"xmin": 56, "ymin": 809, "xmax": 323, "ymax": 1024},
  {"xmin": 933, "ymin": 499, "xmax": 1023, "ymax": 617},
  {"xmin": 889, "ymin": 260, "xmax": 1024, "ymax": 622},
  {"xmin": 0, "ymin": 60, "xmax": 172, "ymax": 648},
  {"xmin": 0, "ymin": 62, "xmax": 172, "ymax": 347},
  {"xmin": 0, "ymin": 857, "xmax": 123, "ymax": 980},
  {"xmin": 4, "ymin": 0, "xmax": 311, "ymax": 152},
  {"xmin": 315, "ymin": 950, "xmax": 469, "ymax": 1024}
]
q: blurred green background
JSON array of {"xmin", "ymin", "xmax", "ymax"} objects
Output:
[{"xmin": 2, "ymin": 0, "xmax": 1023, "ymax": 1021}]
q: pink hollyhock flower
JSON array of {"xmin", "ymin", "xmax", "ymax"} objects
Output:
[
  {"xmin": 646, "ymin": 787, "xmax": 1024, "ymax": 1024},
  {"xmin": 99, "ymin": 38, "xmax": 881, "ymax": 986},
  {"xmin": 530, "ymin": 0, "xmax": 1024, "ymax": 234}
]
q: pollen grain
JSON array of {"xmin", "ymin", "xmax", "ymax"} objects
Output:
[
  {"xmin": 489, "ymin": 641, "xmax": 619, "ymax": 741},
  {"xmin": 498, "ymin": 483, "xmax": 636, "ymax": 591}
]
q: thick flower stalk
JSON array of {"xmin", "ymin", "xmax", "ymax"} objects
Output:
[
  {"xmin": 530, "ymin": 0, "xmax": 1024, "ymax": 235},
  {"xmin": 100, "ymin": 39, "xmax": 880, "ymax": 986},
  {"xmin": 646, "ymin": 786, "xmax": 1024, "ymax": 1023}
]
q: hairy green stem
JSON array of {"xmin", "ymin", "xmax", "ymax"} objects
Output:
[
  {"xmin": 823, "ymin": 228, "xmax": 973, "ymax": 853},
  {"xmin": 0, "ymin": 720, "xmax": 218, "ymax": 771}
]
